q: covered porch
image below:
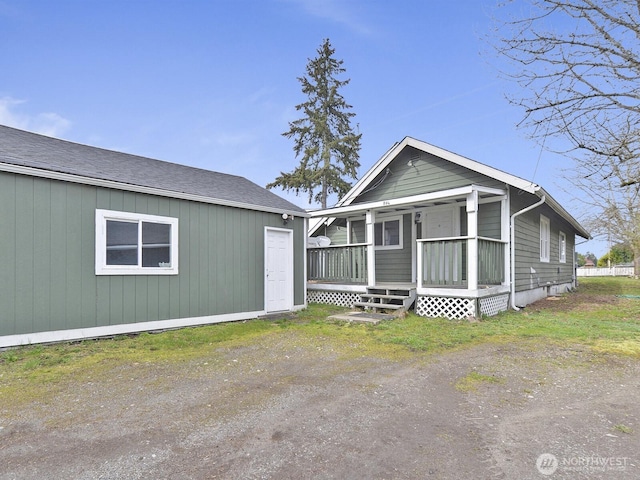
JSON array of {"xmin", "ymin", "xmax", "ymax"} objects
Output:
[{"xmin": 307, "ymin": 184, "xmax": 512, "ymax": 319}]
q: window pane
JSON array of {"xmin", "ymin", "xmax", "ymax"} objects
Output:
[
  {"xmin": 385, "ymin": 220, "xmax": 400, "ymax": 245},
  {"xmin": 142, "ymin": 222, "xmax": 171, "ymax": 245},
  {"xmin": 142, "ymin": 222, "xmax": 171, "ymax": 267},
  {"xmin": 106, "ymin": 220, "xmax": 138, "ymax": 265}
]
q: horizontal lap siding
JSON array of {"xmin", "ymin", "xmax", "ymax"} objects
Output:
[
  {"xmin": 478, "ymin": 201, "xmax": 501, "ymax": 239},
  {"xmin": 375, "ymin": 214, "xmax": 412, "ymax": 282},
  {"xmin": 355, "ymin": 147, "xmax": 504, "ymax": 203},
  {"xmin": 0, "ymin": 172, "xmax": 304, "ymax": 336},
  {"xmin": 511, "ymin": 188, "xmax": 576, "ymax": 292}
]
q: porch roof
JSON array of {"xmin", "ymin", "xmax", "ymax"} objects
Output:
[{"xmin": 308, "ymin": 184, "xmax": 505, "ymax": 218}]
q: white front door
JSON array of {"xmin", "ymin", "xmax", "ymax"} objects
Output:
[
  {"xmin": 265, "ymin": 228, "xmax": 293, "ymax": 313},
  {"xmin": 424, "ymin": 208, "xmax": 455, "ymax": 238}
]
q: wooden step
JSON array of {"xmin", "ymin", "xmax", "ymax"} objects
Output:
[
  {"xmin": 360, "ymin": 293, "xmax": 407, "ymax": 300},
  {"xmin": 355, "ymin": 286, "xmax": 417, "ymax": 313},
  {"xmin": 353, "ymin": 301, "xmax": 404, "ymax": 310}
]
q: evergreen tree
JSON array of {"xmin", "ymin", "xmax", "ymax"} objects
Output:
[{"xmin": 268, "ymin": 39, "xmax": 361, "ymax": 209}]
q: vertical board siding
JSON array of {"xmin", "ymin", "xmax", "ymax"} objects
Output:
[
  {"xmin": 32, "ymin": 178, "xmax": 51, "ymax": 333},
  {"xmin": 14, "ymin": 175, "xmax": 34, "ymax": 334},
  {"xmin": 0, "ymin": 171, "xmax": 305, "ymax": 337},
  {"xmin": 0, "ymin": 173, "xmax": 17, "ymax": 335}
]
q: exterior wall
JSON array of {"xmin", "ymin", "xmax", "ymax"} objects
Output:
[
  {"xmin": 354, "ymin": 146, "xmax": 504, "ymax": 204},
  {"xmin": 375, "ymin": 213, "xmax": 412, "ymax": 283},
  {"xmin": 510, "ymin": 187, "xmax": 576, "ymax": 296},
  {"xmin": 314, "ymin": 219, "xmax": 348, "ymax": 244},
  {"xmin": 350, "ymin": 220, "xmax": 366, "ymax": 243},
  {"xmin": 0, "ymin": 171, "xmax": 305, "ymax": 341},
  {"xmin": 478, "ymin": 201, "xmax": 501, "ymax": 239}
]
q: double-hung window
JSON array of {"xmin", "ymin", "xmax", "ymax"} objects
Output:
[
  {"xmin": 374, "ymin": 216, "xmax": 402, "ymax": 250},
  {"xmin": 95, "ymin": 209, "xmax": 179, "ymax": 275},
  {"xmin": 540, "ymin": 215, "xmax": 550, "ymax": 262}
]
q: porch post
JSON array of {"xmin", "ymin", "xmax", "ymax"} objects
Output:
[
  {"xmin": 366, "ymin": 210, "xmax": 376, "ymax": 286},
  {"xmin": 466, "ymin": 191, "xmax": 478, "ymax": 290}
]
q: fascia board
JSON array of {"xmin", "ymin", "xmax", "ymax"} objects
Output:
[
  {"xmin": 405, "ymin": 137, "xmax": 539, "ymax": 194},
  {"xmin": 309, "ymin": 185, "xmax": 474, "ymax": 217},
  {"xmin": 537, "ymin": 187, "xmax": 591, "ymax": 239}
]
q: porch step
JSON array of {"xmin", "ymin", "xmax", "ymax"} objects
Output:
[{"xmin": 354, "ymin": 286, "xmax": 417, "ymax": 313}]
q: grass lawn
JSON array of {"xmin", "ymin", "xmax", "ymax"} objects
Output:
[{"xmin": 1, "ymin": 276, "xmax": 640, "ymax": 398}]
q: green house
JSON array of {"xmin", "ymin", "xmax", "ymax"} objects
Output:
[
  {"xmin": 307, "ymin": 137, "xmax": 590, "ymax": 319},
  {"xmin": 0, "ymin": 125, "xmax": 308, "ymax": 347}
]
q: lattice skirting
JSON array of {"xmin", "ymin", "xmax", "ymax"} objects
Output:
[
  {"xmin": 416, "ymin": 296, "xmax": 476, "ymax": 320},
  {"xmin": 416, "ymin": 293, "xmax": 510, "ymax": 320},
  {"xmin": 479, "ymin": 294, "xmax": 509, "ymax": 317},
  {"xmin": 308, "ymin": 289, "xmax": 360, "ymax": 308}
]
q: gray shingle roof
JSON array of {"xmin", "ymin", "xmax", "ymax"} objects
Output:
[{"xmin": 0, "ymin": 124, "xmax": 306, "ymax": 214}]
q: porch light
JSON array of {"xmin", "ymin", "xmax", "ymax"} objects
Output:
[{"xmin": 282, "ymin": 213, "xmax": 293, "ymax": 225}]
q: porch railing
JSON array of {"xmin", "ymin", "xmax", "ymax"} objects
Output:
[
  {"xmin": 307, "ymin": 237, "xmax": 505, "ymax": 287},
  {"xmin": 420, "ymin": 237, "xmax": 467, "ymax": 286},
  {"xmin": 419, "ymin": 236, "xmax": 505, "ymax": 287},
  {"xmin": 307, "ymin": 244, "xmax": 368, "ymax": 284},
  {"xmin": 477, "ymin": 238, "xmax": 506, "ymax": 285}
]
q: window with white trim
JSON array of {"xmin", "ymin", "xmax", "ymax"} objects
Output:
[
  {"xmin": 95, "ymin": 209, "xmax": 179, "ymax": 275},
  {"xmin": 559, "ymin": 231, "xmax": 567, "ymax": 263},
  {"xmin": 374, "ymin": 216, "xmax": 403, "ymax": 250},
  {"xmin": 540, "ymin": 215, "xmax": 550, "ymax": 262}
]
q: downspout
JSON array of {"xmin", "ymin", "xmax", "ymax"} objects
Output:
[{"xmin": 510, "ymin": 194, "xmax": 546, "ymax": 310}]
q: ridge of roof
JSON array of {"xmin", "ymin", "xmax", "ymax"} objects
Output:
[{"xmin": 0, "ymin": 124, "xmax": 306, "ymax": 215}]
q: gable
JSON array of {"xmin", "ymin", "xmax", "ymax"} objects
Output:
[
  {"xmin": 310, "ymin": 136, "xmax": 589, "ymax": 240},
  {"xmin": 353, "ymin": 146, "xmax": 505, "ymax": 204}
]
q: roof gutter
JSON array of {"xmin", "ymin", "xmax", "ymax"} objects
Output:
[{"xmin": 510, "ymin": 194, "xmax": 546, "ymax": 311}]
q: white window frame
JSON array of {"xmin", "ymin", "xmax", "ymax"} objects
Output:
[
  {"xmin": 95, "ymin": 209, "xmax": 179, "ymax": 275},
  {"xmin": 540, "ymin": 215, "xmax": 550, "ymax": 263},
  {"xmin": 559, "ymin": 231, "xmax": 567, "ymax": 263},
  {"xmin": 374, "ymin": 214, "xmax": 403, "ymax": 250}
]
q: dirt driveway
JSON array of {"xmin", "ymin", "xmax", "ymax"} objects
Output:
[{"xmin": 1, "ymin": 320, "xmax": 640, "ymax": 479}]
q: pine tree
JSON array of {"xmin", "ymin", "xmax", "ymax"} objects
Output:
[{"xmin": 268, "ymin": 39, "xmax": 361, "ymax": 209}]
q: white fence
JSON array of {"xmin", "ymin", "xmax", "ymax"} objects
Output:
[{"xmin": 576, "ymin": 266, "xmax": 635, "ymax": 277}]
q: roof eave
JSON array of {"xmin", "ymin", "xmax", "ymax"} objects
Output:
[{"xmin": 0, "ymin": 162, "xmax": 310, "ymax": 217}]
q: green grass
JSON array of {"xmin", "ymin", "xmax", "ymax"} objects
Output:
[
  {"xmin": 372, "ymin": 277, "xmax": 640, "ymax": 354},
  {"xmin": 1, "ymin": 277, "xmax": 640, "ymax": 401},
  {"xmin": 455, "ymin": 370, "xmax": 504, "ymax": 392}
]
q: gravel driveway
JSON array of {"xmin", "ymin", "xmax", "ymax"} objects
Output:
[{"xmin": 1, "ymin": 329, "xmax": 639, "ymax": 479}]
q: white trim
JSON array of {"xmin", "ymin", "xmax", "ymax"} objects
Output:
[
  {"xmin": 321, "ymin": 137, "xmax": 537, "ymax": 213},
  {"xmin": 374, "ymin": 214, "xmax": 404, "ymax": 250},
  {"xmin": 0, "ymin": 310, "xmax": 264, "ymax": 348},
  {"xmin": 310, "ymin": 185, "xmax": 475, "ymax": 218},
  {"xmin": 303, "ymin": 217, "xmax": 309, "ymax": 310},
  {"xmin": 417, "ymin": 285, "xmax": 510, "ymax": 298},
  {"xmin": 95, "ymin": 209, "xmax": 179, "ymax": 275},
  {"xmin": 307, "ymin": 283, "xmax": 368, "ymax": 293},
  {"xmin": 0, "ymin": 162, "xmax": 308, "ymax": 218}
]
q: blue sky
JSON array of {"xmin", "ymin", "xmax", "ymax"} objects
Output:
[{"xmin": 0, "ymin": 0, "xmax": 604, "ymax": 255}]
